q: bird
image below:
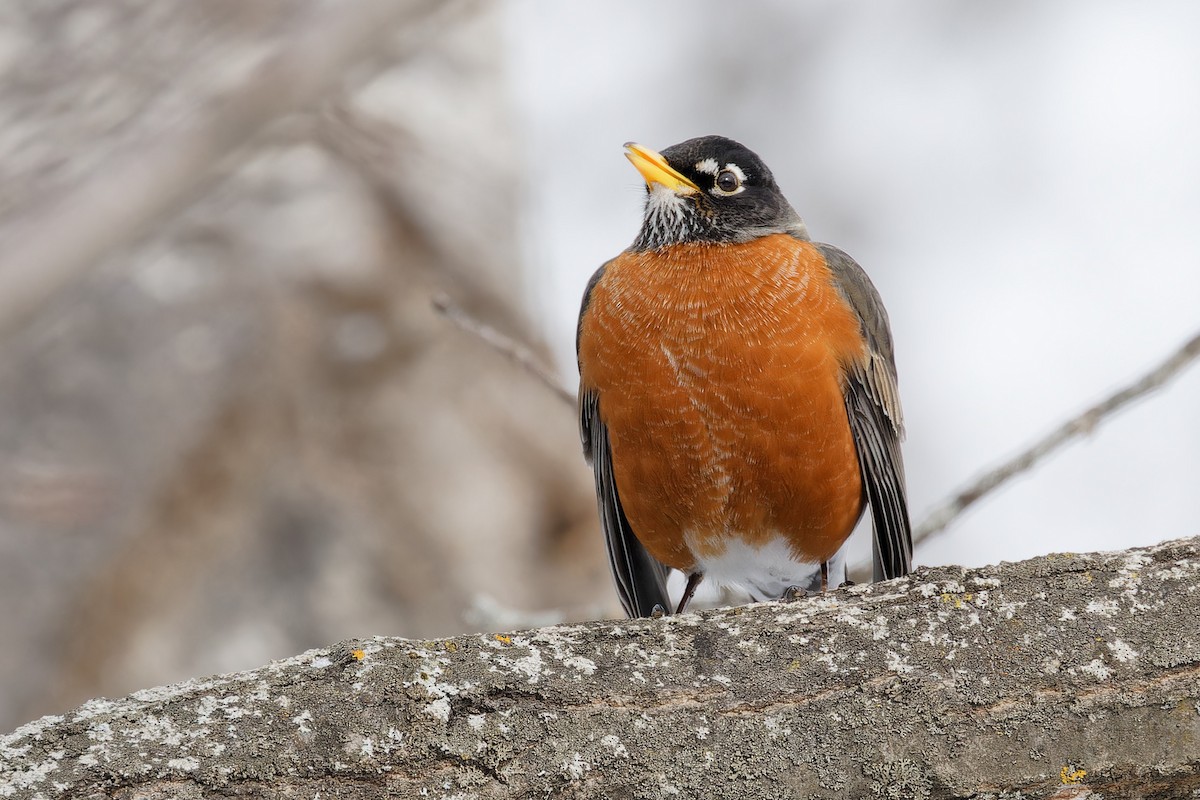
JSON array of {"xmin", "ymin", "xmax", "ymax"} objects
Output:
[{"xmin": 576, "ymin": 135, "xmax": 912, "ymax": 618}]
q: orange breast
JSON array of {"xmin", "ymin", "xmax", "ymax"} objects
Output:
[{"xmin": 578, "ymin": 234, "xmax": 866, "ymax": 571}]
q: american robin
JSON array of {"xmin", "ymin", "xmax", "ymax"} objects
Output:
[{"xmin": 577, "ymin": 135, "xmax": 912, "ymax": 618}]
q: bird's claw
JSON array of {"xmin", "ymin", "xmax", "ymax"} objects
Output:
[{"xmin": 780, "ymin": 585, "xmax": 809, "ymax": 602}]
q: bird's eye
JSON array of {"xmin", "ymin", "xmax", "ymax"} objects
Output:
[{"xmin": 714, "ymin": 169, "xmax": 741, "ymax": 194}]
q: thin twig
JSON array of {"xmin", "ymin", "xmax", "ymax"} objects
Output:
[
  {"xmin": 432, "ymin": 293, "xmax": 576, "ymax": 406},
  {"xmin": 913, "ymin": 328, "xmax": 1200, "ymax": 546}
]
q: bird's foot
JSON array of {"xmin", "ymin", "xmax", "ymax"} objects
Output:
[
  {"xmin": 838, "ymin": 579, "xmax": 856, "ymax": 589},
  {"xmin": 649, "ymin": 604, "xmax": 667, "ymax": 619},
  {"xmin": 675, "ymin": 572, "xmax": 704, "ymax": 615},
  {"xmin": 780, "ymin": 585, "xmax": 809, "ymax": 602}
]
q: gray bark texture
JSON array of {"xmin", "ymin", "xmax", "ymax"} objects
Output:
[{"xmin": 4, "ymin": 537, "xmax": 1200, "ymax": 800}]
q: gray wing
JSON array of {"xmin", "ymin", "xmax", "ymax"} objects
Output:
[
  {"xmin": 815, "ymin": 243, "xmax": 913, "ymax": 581},
  {"xmin": 578, "ymin": 263, "xmax": 672, "ymax": 617}
]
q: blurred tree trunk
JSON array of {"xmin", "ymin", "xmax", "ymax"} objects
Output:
[{"xmin": 0, "ymin": 0, "xmax": 607, "ymax": 733}]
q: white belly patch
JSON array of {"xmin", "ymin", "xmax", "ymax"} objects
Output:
[{"xmin": 689, "ymin": 533, "xmax": 848, "ymax": 600}]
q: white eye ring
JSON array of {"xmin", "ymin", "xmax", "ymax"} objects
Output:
[{"xmin": 710, "ymin": 163, "xmax": 746, "ymax": 196}]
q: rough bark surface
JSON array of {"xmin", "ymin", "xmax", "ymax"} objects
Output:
[{"xmin": 4, "ymin": 537, "xmax": 1200, "ymax": 799}]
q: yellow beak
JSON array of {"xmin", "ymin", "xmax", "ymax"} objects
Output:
[{"xmin": 624, "ymin": 142, "xmax": 700, "ymax": 194}]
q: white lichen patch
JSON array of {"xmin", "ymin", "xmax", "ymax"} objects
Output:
[
  {"xmin": 0, "ymin": 718, "xmax": 56, "ymax": 763},
  {"xmin": 813, "ymin": 650, "xmax": 840, "ymax": 674},
  {"xmin": 657, "ymin": 776, "xmax": 684, "ymax": 797},
  {"xmin": 763, "ymin": 715, "xmax": 792, "ymax": 739},
  {"xmin": 1085, "ymin": 599, "xmax": 1119, "ymax": 617},
  {"xmin": 614, "ymin": 624, "xmax": 688, "ymax": 672},
  {"xmin": 4, "ymin": 750, "xmax": 64, "ymax": 793},
  {"xmin": 835, "ymin": 606, "xmax": 892, "ymax": 641},
  {"xmin": 561, "ymin": 655, "xmax": 597, "ymax": 676},
  {"xmin": 133, "ymin": 714, "xmax": 184, "ymax": 746},
  {"xmin": 918, "ymin": 619, "xmax": 954, "ymax": 650},
  {"xmin": 406, "ymin": 648, "xmax": 463, "ymax": 707},
  {"xmin": 1077, "ymin": 658, "xmax": 1113, "ymax": 681},
  {"xmin": 1059, "ymin": 607, "xmax": 1077, "ymax": 621},
  {"xmin": 885, "ymin": 651, "xmax": 914, "ymax": 675},
  {"xmin": 561, "ymin": 752, "xmax": 590, "ymax": 780},
  {"xmin": 194, "ymin": 694, "xmax": 245, "ymax": 724},
  {"xmin": 600, "ymin": 734, "xmax": 629, "ymax": 758},
  {"xmin": 1122, "ymin": 551, "xmax": 1151, "ymax": 572},
  {"xmin": 774, "ymin": 608, "xmax": 816, "ymax": 625},
  {"xmin": 379, "ymin": 727, "xmax": 405, "ymax": 755},
  {"xmin": 917, "ymin": 582, "xmax": 942, "ymax": 599},
  {"xmin": 167, "ymin": 756, "xmax": 200, "ymax": 771},
  {"xmin": 531, "ymin": 625, "xmax": 607, "ymax": 679},
  {"xmin": 424, "ymin": 698, "xmax": 452, "ymax": 722},
  {"xmin": 342, "ymin": 732, "xmax": 375, "ymax": 760},
  {"xmin": 196, "ymin": 695, "xmax": 218, "ymax": 724},
  {"xmin": 292, "ymin": 710, "xmax": 313, "ymax": 734},
  {"xmin": 479, "ymin": 638, "xmax": 557, "ymax": 685},
  {"xmin": 714, "ymin": 618, "xmax": 742, "ymax": 635},
  {"xmin": 970, "ymin": 576, "xmax": 1002, "ymax": 589},
  {"xmin": 996, "ymin": 600, "xmax": 1027, "ymax": 620},
  {"xmin": 708, "ymin": 674, "xmax": 732, "ymax": 687},
  {"xmin": 86, "ymin": 722, "xmax": 114, "ymax": 742},
  {"xmin": 1106, "ymin": 553, "xmax": 1150, "ymax": 597},
  {"xmin": 1153, "ymin": 560, "xmax": 1200, "ymax": 581},
  {"xmin": 73, "ymin": 699, "xmax": 119, "ymax": 720},
  {"xmin": 511, "ymin": 648, "xmax": 545, "ymax": 683},
  {"xmin": 310, "ymin": 655, "xmax": 333, "ymax": 669},
  {"xmin": 1106, "ymin": 639, "xmax": 1138, "ymax": 663},
  {"xmin": 736, "ymin": 638, "xmax": 767, "ymax": 654}
]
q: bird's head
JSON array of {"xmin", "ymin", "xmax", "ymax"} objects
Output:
[{"xmin": 624, "ymin": 135, "xmax": 809, "ymax": 251}]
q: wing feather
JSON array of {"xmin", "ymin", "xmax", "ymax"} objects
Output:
[{"xmin": 815, "ymin": 243, "xmax": 913, "ymax": 580}]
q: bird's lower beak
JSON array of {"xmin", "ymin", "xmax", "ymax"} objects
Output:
[{"xmin": 624, "ymin": 143, "xmax": 700, "ymax": 194}]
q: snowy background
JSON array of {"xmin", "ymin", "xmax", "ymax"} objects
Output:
[{"xmin": 505, "ymin": 0, "xmax": 1200, "ymax": 571}]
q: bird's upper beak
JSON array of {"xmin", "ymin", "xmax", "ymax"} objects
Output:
[{"xmin": 624, "ymin": 143, "xmax": 700, "ymax": 194}]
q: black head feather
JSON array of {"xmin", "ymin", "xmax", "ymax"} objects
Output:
[{"xmin": 631, "ymin": 135, "xmax": 809, "ymax": 251}]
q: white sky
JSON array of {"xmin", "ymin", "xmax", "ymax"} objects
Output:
[{"xmin": 501, "ymin": 1, "xmax": 1200, "ymax": 570}]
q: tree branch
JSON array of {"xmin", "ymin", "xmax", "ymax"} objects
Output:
[
  {"xmin": 5, "ymin": 536, "xmax": 1200, "ymax": 798},
  {"xmin": 432, "ymin": 292, "xmax": 576, "ymax": 406},
  {"xmin": 914, "ymin": 328, "xmax": 1200, "ymax": 546}
]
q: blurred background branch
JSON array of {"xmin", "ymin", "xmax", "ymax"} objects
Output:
[
  {"xmin": 913, "ymin": 327, "xmax": 1200, "ymax": 546},
  {"xmin": 432, "ymin": 292, "xmax": 576, "ymax": 406},
  {"xmin": 0, "ymin": 0, "xmax": 457, "ymax": 341}
]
